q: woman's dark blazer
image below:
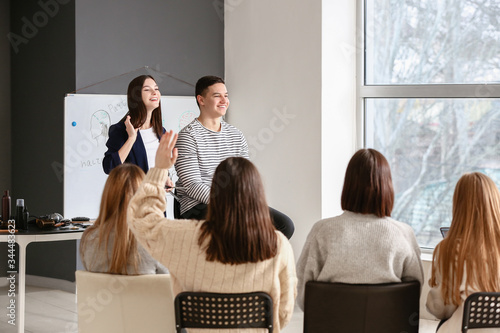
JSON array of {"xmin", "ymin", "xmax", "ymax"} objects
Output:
[{"xmin": 102, "ymin": 121, "xmax": 165, "ymax": 174}]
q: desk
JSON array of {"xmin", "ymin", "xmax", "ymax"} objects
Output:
[{"xmin": 0, "ymin": 224, "xmax": 85, "ymax": 333}]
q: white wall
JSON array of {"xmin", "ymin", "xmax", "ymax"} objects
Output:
[
  {"xmin": 225, "ymin": 0, "xmax": 322, "ymax": 257},
  {"xmin": 321, "ymin": 0, "xmax": 357, "ymax": 219},
  {"xmin": 225, "ymin": 0, "xmax": 357, "ymax": 257}
]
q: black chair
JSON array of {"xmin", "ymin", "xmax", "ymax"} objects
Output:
[
  {"xmin": 174, "ymin": 291, "xmax": 273, "ymax": 333},
  {"xmin": 462, "ymin": 292, "xmax": 500, "ymax": 332},
  {"xmin": 304, "ymin": 280, "xmax": 420, "ymax": 333}
]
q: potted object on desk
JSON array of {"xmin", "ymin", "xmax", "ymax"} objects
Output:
[{"xmin": 16, "ymin": 199, "xmax": 28, "ymax": 230}]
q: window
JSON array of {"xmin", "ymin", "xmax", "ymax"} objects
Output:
[{"xmin": 360, "ymin": 0, "xmax": 500, "ymax": 248}]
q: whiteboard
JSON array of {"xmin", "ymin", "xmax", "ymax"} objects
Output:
[{"xmin": 63, "ymin": 94, "xmax": 199, "ymax": 219}]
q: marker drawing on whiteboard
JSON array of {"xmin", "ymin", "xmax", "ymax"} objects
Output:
[
  {"xmin": 90, "ymin": 110, "xmax": 111, "ymax": 145},
  {"xmin": 179, "ymin": 110, "xmax": 197, "ymax": 131}
]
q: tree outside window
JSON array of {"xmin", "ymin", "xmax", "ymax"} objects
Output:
[{"xmin": 362, "ymin": 0, "xmax": 500, "ymax": 248}]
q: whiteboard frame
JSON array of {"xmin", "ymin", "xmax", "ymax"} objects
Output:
[{"xmin": 63, "ymin": 93, "xmax": 198, "ymax": 219}]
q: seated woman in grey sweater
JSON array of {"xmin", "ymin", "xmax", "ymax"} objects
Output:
[
  {"xmin": 80, "ymin": 164, "xmax": 167, "ymax": 275},
  {"xmin": 296, "ymin": 148, "xmax": 423, "ymax": 309}
]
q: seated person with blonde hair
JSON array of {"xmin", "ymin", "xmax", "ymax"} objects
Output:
[
  {"xmin": 426, "ymin": 172, "xmax": 500, "ymax": 332},
  {"xmin": 80, "ymin": 164, "xmax": 167, "ymax": 274}
]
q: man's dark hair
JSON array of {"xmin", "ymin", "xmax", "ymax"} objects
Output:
[{"xmin": 195, "ymin": 76, "xmax": 225, "ymax": 107}]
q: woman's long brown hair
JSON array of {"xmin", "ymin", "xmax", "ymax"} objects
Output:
[
  {"xmin": 198, "ymin": 157, "xmax": 278, "ymax": 264},
  {"xmin": 123, "ymin": 75, "xmax": 163, "ymax": 139},
  {"xmin": 429, "ymin": 172, "xmax": 500, "ymax": 305},
  {"xmin": 80, "ymin": 164, "xmax": 145, "ymax": 274}
]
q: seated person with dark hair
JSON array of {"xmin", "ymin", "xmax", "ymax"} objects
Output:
[
  {"xmin": 296, "ymin": 149, "xmax": 423, "ymax": 310},
  {"xmin": 174, "ymin": 75, "xmax": 294, "ymax": 239},
  {"xmin": 127, "ymin": 131, "xmax": 297, "ymax": 332}
]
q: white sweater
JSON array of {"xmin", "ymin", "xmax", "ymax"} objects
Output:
[
  {"xmin": 127, "ymin": 167, "xmax": 297, "ymax": 333},
  {"xmin": 296, "ymin": 211, "xmax": 424, "ymax": 310},
  {"xmin": 426, "ymin": 261, "xmax": 499, "ymax": 332}
]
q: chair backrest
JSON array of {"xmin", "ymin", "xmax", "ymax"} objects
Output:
[
  {"xmin": 174, "ymin": 291, "xmax": 273, "ymax": 333},
  {"xmin": 462, "ymin": 292, "xmax": 500, "ymax": 332},
  {"xmin": 304, "ymin": 280, "xmax": 420, "ymax": 333},
  {"xmin": 75, "ymin": 270, "xmax": 176, "ymax": 333}
]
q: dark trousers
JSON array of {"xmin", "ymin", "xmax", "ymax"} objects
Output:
[{"xmin": 180, "ymin": 203, "xmax": 295, "ymax": 239}]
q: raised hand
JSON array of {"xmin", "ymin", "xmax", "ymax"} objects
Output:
[
  {"xmin": 155, "ymin": 130, "xmax": 178, "ymax": 170},
  {"xmin": 125, "ymin": 115, "xmax": 138, "ymax": 140}
]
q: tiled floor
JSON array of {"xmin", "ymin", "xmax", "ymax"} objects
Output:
[
  {"xmin": 0, "ymin": 280, "xmax": 439, "ymax": 333},
  {"xmin": 0, "ymin": 284, "xmax": 78, "ymax": 333}
]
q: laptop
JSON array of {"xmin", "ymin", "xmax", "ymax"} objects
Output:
[{"xmin": 440, "ymin": 227, "xmax": 449, "ymax": 238}]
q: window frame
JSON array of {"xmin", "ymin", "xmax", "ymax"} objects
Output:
[{"xmin": 356, "ymin": 0, "xmax": 500, "ymax": 248}]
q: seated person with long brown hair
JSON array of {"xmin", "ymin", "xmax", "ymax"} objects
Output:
[
  {"xmin": 80, "ymin": 164, "xmax": 167, "ymax": 274},
  {"xmin": 426, "ymin": 172, "xmax": 500, "ymax": 332},
  {"xmin": 127, "ymin": 131, "xmax": 297, "ymax": 332},
  {"xmin": 296, "ymin": 148, "xmax": 424, "ymax": 309}
]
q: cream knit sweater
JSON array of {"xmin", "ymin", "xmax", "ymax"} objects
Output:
[
  {"xmin": 296, "ymin": 211, "xmax": 424, "ymax": 310},
  {"xmin": 127, "ymin": 167, "xmax": 297, "ymax": 333}
]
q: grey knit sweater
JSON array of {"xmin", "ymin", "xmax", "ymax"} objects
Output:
[
  {"xmin": 296, "ymin": 211, "xmax": 424, "ymax": 310},
  {"xmin": 80, "ymin": 229, "xmax": 169, "ymax": 275}
]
